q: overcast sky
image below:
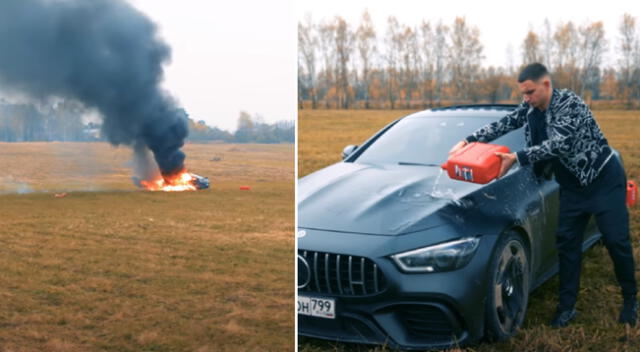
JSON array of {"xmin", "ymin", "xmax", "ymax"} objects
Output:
[
  {"xmin": 129, "ymin": 0, "xmax": 296, "ymax": 132},
  {"xmin": 297, "ymin": 0, "xmax": 638, "ymax": 69}
]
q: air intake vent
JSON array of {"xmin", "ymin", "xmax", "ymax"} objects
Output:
[{"xmin": 398, "ymin": 305, "xmax": 455, "ymax": 341}]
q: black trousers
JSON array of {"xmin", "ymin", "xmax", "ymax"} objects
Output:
[{"xmin": 556, "ymin": 157, "xmax": 638, "ymax": 311}]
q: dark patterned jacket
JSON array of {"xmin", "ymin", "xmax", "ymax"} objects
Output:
[{"xmin": 464, "ymin": 88, "xmax": 613, "ymax": 187}]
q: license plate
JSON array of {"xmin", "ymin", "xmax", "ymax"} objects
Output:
[{"xmin": 297, "ymin": 295, "xmax": 335, "ymax": 319}]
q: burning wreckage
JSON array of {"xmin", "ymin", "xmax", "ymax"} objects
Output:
[
  {"xmin": 130, "ymin": 141, "xmax": 210, "ymax": 192},
  {"xmin": 132, "ymin": 171, "xmax": 209, "ymax": 192}
]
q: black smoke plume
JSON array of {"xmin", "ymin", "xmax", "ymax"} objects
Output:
[{"xmin": 0, "ymin": 0, "xmax": 188, "ymax": 178}]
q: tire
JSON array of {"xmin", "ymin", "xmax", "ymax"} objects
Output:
[{"xmin": 484, "ymin": 231, "xmax": 530, "ymax": 341}]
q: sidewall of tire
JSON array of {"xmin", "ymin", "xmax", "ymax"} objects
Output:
[{"xmin": 484, "ymin": 231, "xmax": 531, "ymax": 342}]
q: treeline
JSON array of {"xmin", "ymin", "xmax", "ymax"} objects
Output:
[
  {"xmin": 0, "ymin": 100, "xmax": 294, "ymax": 143},
  {"xmin": 189, "ymin": 111, "xmax": 294, "ymax": 143},
  {"xmin": 298, "ymin": 12, "xmax": 640, "ymax": 109},
  {"xmin": 0, "ymin": 100, "xmax": 88, "ymax": 142}
]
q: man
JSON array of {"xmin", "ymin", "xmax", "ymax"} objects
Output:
[{"xmin": 449, "ymin": 63, "xmax": 638, "ymax": 327}]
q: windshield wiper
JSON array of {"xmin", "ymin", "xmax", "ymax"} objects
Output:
[{"xmin": 398, "ymin": 162, "xmax": 441, "ymax": 167}]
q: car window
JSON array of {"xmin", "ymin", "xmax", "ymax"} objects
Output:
[{"xmin": 354, "ymin": 115, "xmax": 525, "ymax": 166}]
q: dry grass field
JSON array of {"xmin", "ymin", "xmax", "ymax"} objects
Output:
[
  {"xmin": 298, "ymin": 109, "xmax": 640, "ymax": 352},
  {"xmin": 0, "ymin": 142, "xmax": 294, "ymax": 351}
]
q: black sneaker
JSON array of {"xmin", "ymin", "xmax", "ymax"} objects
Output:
[
  {"xmin": 619, "ymin": 298, "xmax": 638, "ymax": 326},
  {"xmin": 549, "ymin": 308, "xmax": 578, "ymax": 328}
]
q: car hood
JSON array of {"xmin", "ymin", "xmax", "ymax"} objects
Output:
[{"xmin": 298, "ymin": 162, "xmax": 485, "ymax": 235}]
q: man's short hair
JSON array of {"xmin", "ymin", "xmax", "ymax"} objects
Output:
[{"xmin": 518, "ymin": 63, "xmax": 550, "ymax": 83}]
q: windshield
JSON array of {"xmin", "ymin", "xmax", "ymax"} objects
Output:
[{"xmin": 354, "ymin": 116, "xmax": 525, "ymax": 166}]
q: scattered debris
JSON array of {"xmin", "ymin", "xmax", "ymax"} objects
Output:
[{"xmin": 210, "ymin": 156, "xmax": 223, "ymax": 162}]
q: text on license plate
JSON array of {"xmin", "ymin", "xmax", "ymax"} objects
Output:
[{"xmin": 297, "ymin": 295, "xmax": 335, "ymax": 319}]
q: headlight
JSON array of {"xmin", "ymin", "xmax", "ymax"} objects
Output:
[{"xmin": 391, "ymin": 237, "xmax": 480, "ymax": 273}]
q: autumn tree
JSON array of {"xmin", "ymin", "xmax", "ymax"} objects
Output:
[
  {"xmin": 296, "ymin": 14, "xmax": 640, "ymax": 109},
  {"xmin": 419, "ymin": 21, "xmax": 435, "ymax": 107},
  {"xmin": 433, "ymin": 21, "xmax": 449, "ymax": 105},
  {"xmin": 384, "ymin": 16, "xmax": 401, "ymax": 109},
  {"xmin": 552, "ymin": 21, "xmax": 580, "ymax": 90},
  {"xmin": 234, "ymin": 111, "xmax": 254, "ymax": 142},
  {"xmin": 399, "ymin": 25, "xmax": 419, "ymax": 108},
  {"xmin": 600, "ymin": 68, "xmax": 618, "ymax": 100},
  {"xmin": 618, "ymin": 13, "xmax": 640, "ymax": 106},
  {"xmin": 233, "ymin": 112, "xmax": 293, "ymax": 143},
  {"xmin": 522, "ymin": 30, "xmax": 541, "ymax": 65},
  {"xmin": 332, "ymin": 16, "xmax": 354, "ymax": 109},
  {"xmin": 448, "ymin": 17, "xmax": 483, "ymax": 101},
  {"xmin": 298, "ymin": 15, "xmax": 318, "ymax": 109},
  {"xmin": 356, "ymin": 10, "xmax": 377, "ymax": 109},
  {"xmin": 479, "ymin": 67, "xmax": 504, "ymax": 104},
  {"xmin": 577, "ymin": 21, "xmax": 606, "ymax": 98},
  {"xmin": 317, "ymin": 20, "xmax": 336, "ymax": 108}
]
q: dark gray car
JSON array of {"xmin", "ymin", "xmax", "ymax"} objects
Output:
[{"xmin": 297, "ymin": 105, "xmax": 605, "ymax": 350}]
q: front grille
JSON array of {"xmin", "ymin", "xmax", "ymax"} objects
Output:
[
  {"xmin": 397, "ymin": 305, "xmax": 455, "ymax": 341},
  {"xmin": 299, "ymin": 250, "xmax": 387, "ymax": 296}
]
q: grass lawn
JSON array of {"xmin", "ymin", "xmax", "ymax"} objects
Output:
[{"xmin": 0, "ymin": 142, "xmax": 294, "ymax": 351}]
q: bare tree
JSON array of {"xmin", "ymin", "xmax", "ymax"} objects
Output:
[
  {"xmin": 356, "ymin": 10, "xmax": 376, "ymax": 109},
  {"xmin": 448, "ymin": 17, "xmax": 484, "ymax": 101},
  {"xmin": 384, "ymin": 16, "xmax": 401, "ymax": 109},
  {"xmin": 577, "ymin": 21, "xmax": 607, "ymax": 98},
  {"xmin": 317, "ymin": 20, "xmax": 336, "ymax": 108},
  {"xmin": 505, "ymin": 43, "xmax": 515, "ymax": 76},
  {"xmin": 298, "ymin": 15, "xmax": 318, "ymax": 109},
  {"xmin": 332, "ymin": 16, "xmax": 354, "ymax": 109},
  {"xmin": 540, "ymin": 18, "xmax": 554, "ymax": 68},
  {"xmin": 419, "ymin": 21, "xmax": 434, "ymax": 107},
  {"xmin": 618, "ymin": 13, "xmax": 640, "ymax": 106},
  {"xmin": 433, "ymin": 21, "xmax": 449, "ymax": 105},
  {"xmin": 399, "ymin": 25, "xmax": 419, "ymax": 108}
]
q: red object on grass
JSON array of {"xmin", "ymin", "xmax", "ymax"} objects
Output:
[
  {"xmin": 441, "ymin": 142, "xmax": 511, "ymax": 184},
  {"xmin": 627, "ymin": 180, "xmax": 637, "ymax": 207},
  {"xmin": 240, "ymin": 185, "xmax": 251, "ymax": 190}
]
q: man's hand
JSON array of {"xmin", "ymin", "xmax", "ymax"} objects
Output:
[
  {"xmin": 449, "ymin": 140, "xmax": 468, "ymax": 155},
  {"xmin": 495, "ymin": 152, "xmax": 517, "ymax": 178}
]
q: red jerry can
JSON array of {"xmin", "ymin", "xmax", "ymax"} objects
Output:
[
  {"xmin": 627, "ymin": 180, "xmax": 637, "ymax": 207},
  {"xmin": 441, "ymin": 142, "xmax": 511, "ymax": 184}
]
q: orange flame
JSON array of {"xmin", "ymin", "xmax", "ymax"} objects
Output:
[{"xmin": 140, "ymin": 169, "xmax": 197, "ymax": 192}]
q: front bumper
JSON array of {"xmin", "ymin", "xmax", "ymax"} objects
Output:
[
  {"xmin": 298, "ymin": 231, "xmax": 500, "ymax": 350},
  {"xmin": 299, "ymin": 298, "xmax": 469, "ymax": 350}
]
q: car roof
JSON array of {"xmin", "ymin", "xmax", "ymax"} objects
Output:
[{"xmin": 404, "ymin": 104, "xmax": 519, "ymax": 120}]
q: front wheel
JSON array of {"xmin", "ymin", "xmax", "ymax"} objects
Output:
[{"xmin": 484, "ymin": 232, "xmax": 530, "ymax": 341}]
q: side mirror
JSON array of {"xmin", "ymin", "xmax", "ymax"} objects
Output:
[{"xmin": 342, "ymin": 145, "xmax": 358, "ymax": 160}]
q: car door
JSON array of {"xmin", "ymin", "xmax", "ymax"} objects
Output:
[
  {"xmin": 493, "ymin": 128, "xmax": 558, "ymax": 281},
  {"xmin": 535, "ymin": 168, "xmax": 560, "ymax": 278}
]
